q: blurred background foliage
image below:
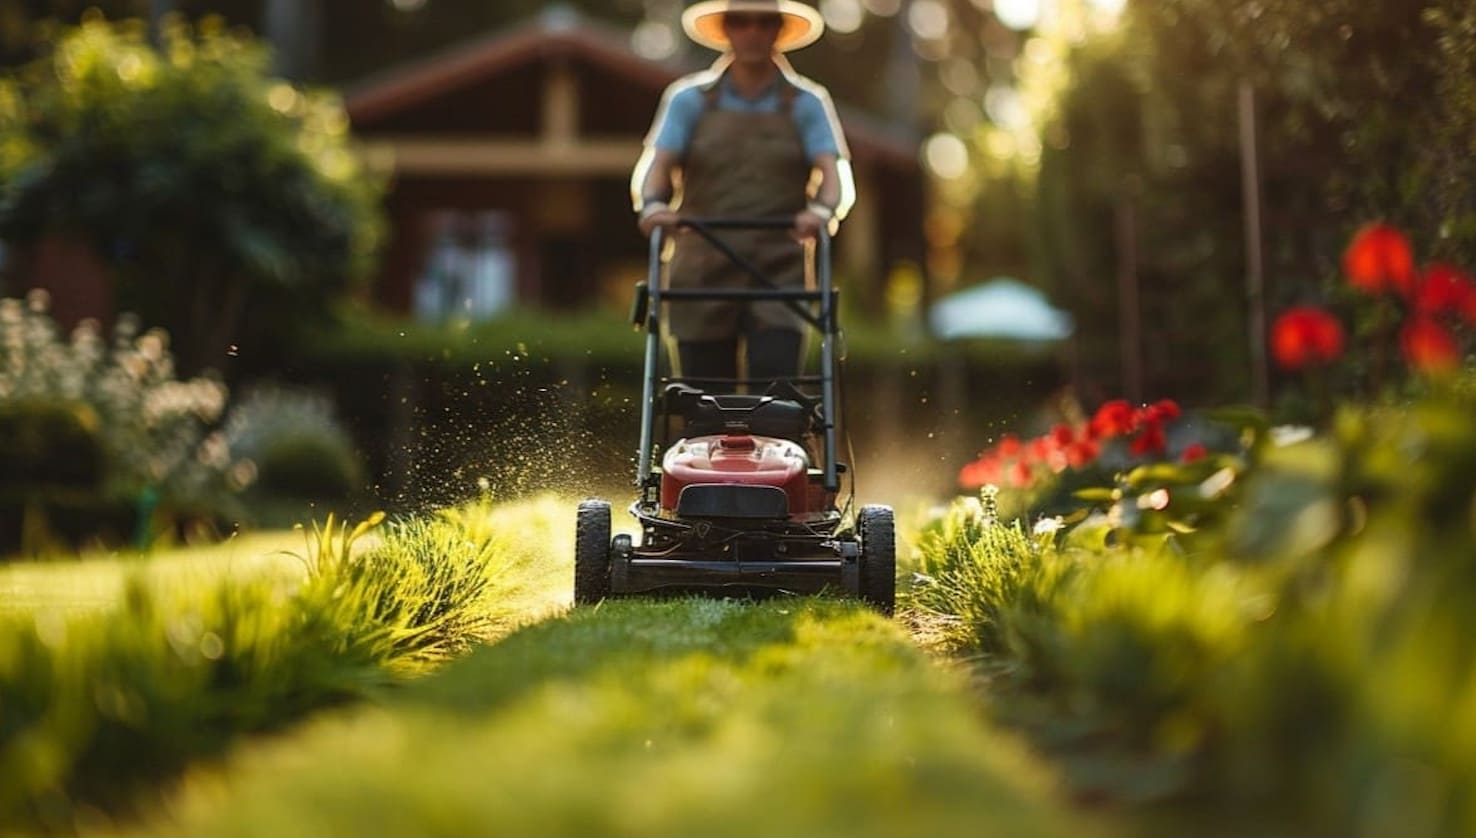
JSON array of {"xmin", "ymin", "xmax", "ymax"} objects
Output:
[
  {"xmin": 0, "ymin": 291, "xmax": 369, "ymax": 554},
  {"xmin": 4, "ymin": 0, "xmax": 1471, "ymax": 408},
  {"xmin": 0, "ymin": 14, "xmax": 384, "ymax": 376},
  {"xmin": 1031, "ymin": 0, "xmax": 1476, "ymax": 404},
  {"xmin": 0, "ymin": 0, "xmax": 1471, "ymax": 523}
]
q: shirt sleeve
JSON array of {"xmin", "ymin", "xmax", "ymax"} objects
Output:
[
  {"xmin": 648, "ymin": 85, "xmax": 704, "ymax": 154},
  {"xmin": 793, "ymin": 88, "xmax": 843, "ymax": 161}
]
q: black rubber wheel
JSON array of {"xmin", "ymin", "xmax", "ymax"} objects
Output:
[
  {"xmin": 574, "ymin": 499, "xmax": 612, "ymax": 605},
  {"xmin": 857, "ymin": 505, "xmax": 896, "ymax": 616}
]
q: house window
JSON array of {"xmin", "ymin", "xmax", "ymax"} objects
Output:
[{"xmin": 413, "ymin": 211, "xmax": 516, "ymax": 322}]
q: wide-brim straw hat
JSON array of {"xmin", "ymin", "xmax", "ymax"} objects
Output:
[{"xmin": 681, "ymin": 1, "xmax": 826, "ymax": 53}]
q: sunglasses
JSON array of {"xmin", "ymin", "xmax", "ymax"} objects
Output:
[{"xmin": 723, "ymin": 13, "xmax": 784, "ymax": 31}]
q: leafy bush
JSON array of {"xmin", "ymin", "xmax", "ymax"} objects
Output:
[
  {"xmin": 223, "ymin": 385, "xmax": 365, "ymax": 501},
  {"xmin": 911, "ymin": 488, "xmax": 1045, "ymax": 656},
  {"xmin": 0, "ymin": 399, "xmax": 104, "ymax": 488},
  {"xmin": 921, "ymin": 376, "xmax": 1476, "ymax": 832},
  {"xmin": 0, "ymin": 15, "xmax": 383, "ymax": 374},
  {"xmin": 0, "ymin": 291, "xmax": 249, "ymax": 550}
]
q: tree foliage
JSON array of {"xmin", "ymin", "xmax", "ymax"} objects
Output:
[
  {"xmin": 1026, "ymin": 0, "xmax": 1476, "ymax": 405},
  {"xmin": 0, "ymin": 15, "xmax": 383, "ymax": 374}
]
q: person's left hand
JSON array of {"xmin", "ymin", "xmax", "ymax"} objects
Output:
[{"xmin": 792, "ymin": 210, "xmax": 827, "ymax": 241}]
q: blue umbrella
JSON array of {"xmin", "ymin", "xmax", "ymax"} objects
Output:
[{"xmin": 928, "ymin": 278, "xmax": 1074, "ymax": 342}]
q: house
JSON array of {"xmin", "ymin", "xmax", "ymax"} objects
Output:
[{"xmin": 344, "ymin": 8, "xmax": 927, "ymax": 321}]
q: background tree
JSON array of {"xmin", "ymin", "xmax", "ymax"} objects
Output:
[
  {"xmin": 1016, "ymin": 0, "xmax": 1476, "ymax": 405},
  {"xmin": 0, "ymin": 17, "xmax": 383, "ymax": 375}
]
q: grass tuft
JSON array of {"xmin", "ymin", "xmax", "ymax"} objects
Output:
[{"xmin": 0, "ymin": 495, "xmax": 567, "ymax": 831}]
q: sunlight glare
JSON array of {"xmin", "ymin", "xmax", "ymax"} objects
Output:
[
  {"xmin": 993, "ymin": 0, "xmax": 1041, "ymax": 31},
  {"xmin": 632, "ymin": 21, "xmax": 678, "ymax": 60},
  {"xmin": 908, "ymin": 0, "xmax": 951, "ymax": 41},
  {"xmin": 862, "ymin": 0, "xmax": 903, "ymax": 17},
  {"xmin": 923, "ymin": 133, "xmax": 971, "ymax": 180},
  {"xmin": 821, "ymin": 0, "xmax": 866, "ymax": 34}
]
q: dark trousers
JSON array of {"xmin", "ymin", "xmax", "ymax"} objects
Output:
[{"xmin": 677, "ymin": 329, "xmax": 804, "ymax": 393}]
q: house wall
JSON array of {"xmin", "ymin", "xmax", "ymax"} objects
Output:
[{"xmin": 351, "ymin": 43, "xmax": 926, "ymax": 321}]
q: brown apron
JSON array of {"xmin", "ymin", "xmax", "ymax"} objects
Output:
[{"xmin": 666, "ymin": 80, "xmax": 811, "ymax": 342}]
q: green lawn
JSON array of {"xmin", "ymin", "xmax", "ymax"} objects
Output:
[
  {"xmin": 2, "ymin": 495, "xmax": 1090, "ymax": 836},
  {"xmin": 0, "ymin": 495, "xmax": 574, "ymax": 625},
  {"xmin": 124, "ymin": 598, "xmax": 1087, "ymax": 838},
  {"xmin": 0, "ymin": 532, "xmax": 307, "ymax": 618}
]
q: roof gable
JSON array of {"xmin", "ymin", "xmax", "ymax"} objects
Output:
[{"xmin": 345, "ymin": 9, "xmax": 918, "ymax": 168}]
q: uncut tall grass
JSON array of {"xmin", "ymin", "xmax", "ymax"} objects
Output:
[{"xmin": 0, "ymin": 497, "xmax": 559, "ymax": 832}]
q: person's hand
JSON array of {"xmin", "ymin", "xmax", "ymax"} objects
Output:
[
  {"xmin": 639, "ymin": 207, "xmax": 680, "ymax": 237},
  {"xmin": 792, "ymin": 209, "xmax": 827, "ymax": 241}
]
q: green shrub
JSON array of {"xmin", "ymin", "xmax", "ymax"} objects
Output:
[
  {"xmin": 0, "ymin": 498, "xmax": 531, "ymax": 829},
  {"xmin": 918, "ymin": 376, "xmax": 1476, "ymax": 832},
  {"xmin": 0, "ymin": 291, "xmax": 253, "ymax": 550},
  {"xmin": 0, "ymin": 15, "xmax": 384, "ymax": 374},
  {"xmin": 0, "ymin": 399, "xmax": 104, "ymax": 489},
  {"xmin": 911, "ymin": 488, "xmax": 1044, "ymax": 656},
  {"xmin": 223, "ymin": 385, "xmax": 364, "ymax": 501}
]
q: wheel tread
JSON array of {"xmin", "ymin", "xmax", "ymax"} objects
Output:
[
  {"xmin": 857, "ymin": 504, "xmax": 896, "ymax": 616},
  {"xmin": 574, "ymin": 499, "xmax": 612, "ymax": 605}
]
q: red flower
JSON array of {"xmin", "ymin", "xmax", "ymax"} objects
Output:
[
  {"xmin": 1401, "ymin": 318, "xmax": 1461, "ymax": 375},
  {"xmin": 1066, "ymin": 440, "xmax": 1101, "ymax": 469},
  {"xmin": 1180, "ymin": 443, "xmax": 1209, "ymax": 464},
  {"xmin": 1089, "ymin": 400, "xmax": 1136, "ymax": 438},
  {"xmin": 1344, "ymin": 223, "xmax": 1416, "ymax": 296},
  {"xmin": 959, "ymin": 456, "xmax": 1004, "ymax": 489},
  {"xmin": 1414, "ymin": 263, "xmax": 1476, "ymax": 316},
  {"xmin": 996, "ymin": 434, "xmax": 1022, "ymax": 459},
  {"xmin": 1130, "ymin": 423, "xmax": 1167, "ymax": 457},
  {"xmin": 1050, "ymin": 423, "xmax": 1075, "ymax": 447},
  {"xmin": 1271, "ymin": 307, "xmax": 1346, "ymax": 370},
  {"xmin": 1028, "ymin": 436, "xmax": 1055, "ymax": 463},
  {"xmin": 1008, "ymin": 460, "xmax": 1034, "ymax": 488},
  {"xmin": 1143, "ymin": 399, "xmax": 1181, "ymax": 424}
]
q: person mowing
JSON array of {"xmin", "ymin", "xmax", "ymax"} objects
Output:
[{"xmin": 632, "ymin": 0, "xmax": 854, "ymax": 391}]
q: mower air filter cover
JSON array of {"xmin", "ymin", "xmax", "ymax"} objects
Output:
[{"xmin": 675, "ymin": 484, "xmax": 789, "ymax": 519}]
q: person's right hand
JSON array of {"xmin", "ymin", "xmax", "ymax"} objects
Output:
[{"xmin": 638, "ymin": 209, "xmax": 680, "ymax": 237}]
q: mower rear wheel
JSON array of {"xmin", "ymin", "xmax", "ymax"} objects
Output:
[
  {"xmin": 857, "ymin": 505, "xmax": 896, "ymax": 616},
  {"xmin": 574, "ymin": 499, "xmax": 612, "ymax": 605}
]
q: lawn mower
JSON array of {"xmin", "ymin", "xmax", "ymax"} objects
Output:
[{"xmin": 573, "ymin": 217, "xmax": 895, "ymax": 614}]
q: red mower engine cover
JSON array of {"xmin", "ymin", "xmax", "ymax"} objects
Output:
[{"xmin": 661, "ymin": 434, "xmax": 812, "ymax": 516}]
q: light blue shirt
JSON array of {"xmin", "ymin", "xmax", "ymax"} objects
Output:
[{"xmin": 649, "ymin": 72, "xmax": 843, "ymax": 162}]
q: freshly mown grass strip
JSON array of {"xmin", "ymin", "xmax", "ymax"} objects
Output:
[
  {"xmin": 128, "ymin": 598, "xmax": 1084, "ymax": 838},
  {"xmin": 0, "ymin": 496, "xmax": 570, "ymax": 833}
]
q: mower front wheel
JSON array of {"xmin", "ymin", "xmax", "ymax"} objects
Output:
[
  {"xmin": 574, "ymin": 499, "xmax": 612, "ymax": 605},
  {"xmin": 857, "ymin": 505, "xmax": 896, "ymax": 616}
]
